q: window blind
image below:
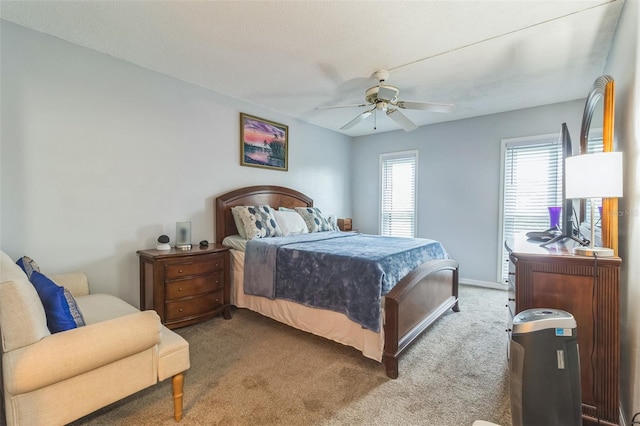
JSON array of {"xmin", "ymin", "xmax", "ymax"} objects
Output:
[
  {"xmin": 380, "ymin": 151, "xmax": 417, "ymax": 237},
  {"xmin": 501, "ymin": 138, "xmax": 561, "ymax": 281}
]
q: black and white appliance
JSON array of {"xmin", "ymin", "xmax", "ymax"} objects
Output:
[{"xmin": 510, "ymin": 309, "xmax": 582, "ymax": 426}]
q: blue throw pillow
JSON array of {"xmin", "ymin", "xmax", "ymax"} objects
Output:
[
  {"xmin": 16, "ymin": 255, "xmax": 40, "ymax": 280},
  {"xmin": 30, "ymin": 270, "xmax": 77, "ymax": 333}
]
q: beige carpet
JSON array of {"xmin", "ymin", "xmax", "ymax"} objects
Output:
[{"xmin": 72, "ymin": 285, "xmax": 512, "ymax": 426}]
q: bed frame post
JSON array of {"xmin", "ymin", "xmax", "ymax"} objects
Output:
[{"xmin": 384, "ymin": 298, "xmax": 400, "ymax": 379}]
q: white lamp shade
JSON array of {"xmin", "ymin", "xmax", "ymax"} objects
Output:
[{"xmin": 565, "ymin": 152, "xmax": 623, "ymax": 199}]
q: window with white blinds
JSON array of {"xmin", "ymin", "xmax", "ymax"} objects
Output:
[
  {"xmin": 500, "ymin": 135, "xmax": 561, "ymax": 281},
  {"xmin": 380, "ymin": 151, "xmax": 417, "ymax": 237}
]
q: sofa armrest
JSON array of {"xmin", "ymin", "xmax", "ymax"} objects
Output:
[
  {"xmin": 49, "ymin": 272, "xmax": 90, "ymax": 296},
  {"xmin": 2, "ymin": 310, "xmax": 161, "ymax": 395}
]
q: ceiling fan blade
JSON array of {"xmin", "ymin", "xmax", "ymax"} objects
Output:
[
  {"xmin": 395, "ymin": 101, "xmax": 456, "ymax": 113},
  {"xmin": 387, "ymin": 109, "xmax": 418, "ymax": 132},
  {"xmin": 315, "ymin": 103, "xmax": 369, "ymax": 110},
  {"xmin": 341, "ymin": 109, "xmax": 374, "ymax": 130}
]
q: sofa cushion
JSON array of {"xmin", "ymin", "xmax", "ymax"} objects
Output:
[
  {"xmin": 0, "ymin": 251, "xmax": 50, "ymax": 351},
  {"xmin": 74, "ymin": 294, "xmax": 140, "ymax": 325},
  {"xmin": 30, "ymin": 271, "xmax": 77, "ymax": 333},
  {"xmin": 157, "ymin": 326, "xmax": 190, "ymax": 381}
]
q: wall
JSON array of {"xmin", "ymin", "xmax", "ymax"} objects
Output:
[
  {"xmin": 604, "ymin": 0, "xmax": 640, "ymax": 422},
  {"xmin": 351, "ymin": 100, "xmax": 586, "ymax": 285},
  {"xmin": 0, "ymin": 21, "xmax": 352, "ymax": 306}
]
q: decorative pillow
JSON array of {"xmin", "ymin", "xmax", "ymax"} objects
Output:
[
  {"xmin": 64, "ymin": 288, "xmax": 86, "ymax": 327},
  {"xmin": 231, "ymin": 206, "xmax": 248, "ymax": 239},
  {"xmin": 29, "ymin": 270, "xmax": 78, "ymax": 333},
  {"xmin": 234, "ymin": 205, "xmax": 282, "ymax": 239},
  {"xmin": 16, "ymin": 255, "xmax": 40, "ymax": 280},
  {"xmin": 273, "ymin": 210, "xmax": 309, "ymax": 236},
  {"xmin": 295, "ymin": 207, "xmax": 336, "ymax": 232}
]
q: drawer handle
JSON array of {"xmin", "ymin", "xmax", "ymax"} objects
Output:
[
  {"xmin": 508, "ymin": 298, "xmax": 515, "ymax": 302},
  {"xmin": 215, "ymin": 298, "xmax": 220, "ymax": 303},
  {"xmin": 215, "ymin": 263, "xmax": 220, "ymax": 268},
  {"xmin": 178, "ymin": 287, "xmax": 183, "ymax": 292},
  {"xmin": 178, "ymin": 269, "xmax": 183, "ymax": 274},
  {"xmin": 179, "ymin": 308, "xmax": 183, "ymax": 312},
  {"xmin": 508, "ymin": 272, "xmax": 515, "ymax": 276}
]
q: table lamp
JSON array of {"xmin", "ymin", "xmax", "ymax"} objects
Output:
[{"xmin": 565, "ymin": 152, "xmax": 623, "ymax": 257}]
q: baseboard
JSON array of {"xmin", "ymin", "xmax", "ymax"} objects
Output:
[{"xmin": 460, "ymin": 278, "xmax": 508, "ymax": 291}]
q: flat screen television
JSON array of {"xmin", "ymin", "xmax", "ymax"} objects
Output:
[{"xmin": 540, "ymin": 123, "xmax": 585, "ymax": 246}]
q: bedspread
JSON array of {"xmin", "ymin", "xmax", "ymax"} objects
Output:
[{"xmin": 244, "ymin": 232, "xmax": 448, "ymax": 331}]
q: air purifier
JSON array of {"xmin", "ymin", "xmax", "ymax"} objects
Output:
[{"xmin": 510, "ymin": 309, "xmax": 581, "ymax": 426}]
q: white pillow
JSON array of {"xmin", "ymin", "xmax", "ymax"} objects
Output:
[
  {"xmin": 273, "ymin": 210, "xmax": 309, "ymax": 236},
  {"xmin": 231, "ymin": 206, "xmax": 248, "ymax": 239}
]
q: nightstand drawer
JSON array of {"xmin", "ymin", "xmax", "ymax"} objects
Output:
[
  {"xmin": 165, "ymin": 290, "xmax": 224, "ymax": 321},
  {"xmin": 165, "ymin": 255, "xmax": 224, "ymax": 278},
  {"xmin": 165, "ymin": 271, "xmax": 224, "ymax": 300}
]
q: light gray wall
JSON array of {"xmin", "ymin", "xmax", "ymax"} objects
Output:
[
  {"xmin": 604, "ymin": 0, "xmax": 640, "ymax": 422},
  {"xmin": 351, "ymin": 101, "xmax": 585, "ymax": 285},
  {"xmin": 0, "ymin": 21, "xmax": 352, "ymax": 306}
]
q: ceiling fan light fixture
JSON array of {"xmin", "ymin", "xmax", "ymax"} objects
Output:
[{"xmin": 365, "ymin": 85, "xmax": 399, "ymax": 104}]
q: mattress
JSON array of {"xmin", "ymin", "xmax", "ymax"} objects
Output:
[{"xmin": 228, "ymin": 248, "xmax": 384, "ymax": 361}]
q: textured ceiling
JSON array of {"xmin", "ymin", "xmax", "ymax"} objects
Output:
[{"xmin": 0, "ymin": 0, "xmax": 625, "ymax": 136}]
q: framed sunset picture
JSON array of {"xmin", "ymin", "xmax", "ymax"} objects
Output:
[{"xmin": 240, "ymin": 113, "xmax": 288, "ymax": 171}]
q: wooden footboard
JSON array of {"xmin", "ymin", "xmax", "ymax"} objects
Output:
[{"xmin": 383, "ymin": 258, "xmax": 460, "ymax": 379}]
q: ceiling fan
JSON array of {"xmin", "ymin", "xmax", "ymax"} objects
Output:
[{"xmin": 317, "ymin": 69, "xmax": 455, "ymax": 132}]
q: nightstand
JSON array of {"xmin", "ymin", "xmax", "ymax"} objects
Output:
[
  {"xmin": 337, "ymin": 218, "xmax": 352, "ymax": 231},
  {"xmin": 137, "ymin": 244, "xmax": 232, "ymax": 329}
]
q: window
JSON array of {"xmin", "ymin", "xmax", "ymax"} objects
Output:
[
  {"xmin": 380, "ymin": 151, "xmax": 417, "ymax": 237},
  {"xmin": 499, "ymin": 135, "xmax": 561, "ymax": 282}
]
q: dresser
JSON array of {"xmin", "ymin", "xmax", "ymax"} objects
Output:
[
  {"xmin": 505, "ymin": 234, "xmax": 621, "ymax": 426},
  {"xmin": 137, "ymin": 244, "xmax": 232, "ymax": 329}
]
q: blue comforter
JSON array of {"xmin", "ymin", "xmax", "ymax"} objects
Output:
[{"xmin": 244, "ymin": 232, "xmax": 448, "ymax": 332}]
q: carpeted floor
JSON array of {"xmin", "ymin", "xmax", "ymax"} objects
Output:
[{"xmin": 72, "ymin": 284, "xmax": 512, "ymax": 426}]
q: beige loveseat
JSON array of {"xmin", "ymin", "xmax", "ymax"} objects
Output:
[{"xmin": 0, "ymin": 250, "xmax": 190, "ymax": 425}]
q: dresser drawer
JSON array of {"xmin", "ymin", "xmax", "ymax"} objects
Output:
[
  {"xmin": 507, "ymin": 286, "xmax": 515, "ymax": 319},
  {"xmin": 165, "ymin": 271, "xmax": 224, "ymax": 300},
  {"xmin": 165, "ymin": 254, "xmax": 225, "ymax": 279},
  {"xmin": 165, "ymin": 290, "xmax": 224, "ymax": 321}
]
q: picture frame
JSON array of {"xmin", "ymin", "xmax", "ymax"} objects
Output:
[{"xmin": 240, "ymin": 113, "xmax": 288, "ymax": 171}]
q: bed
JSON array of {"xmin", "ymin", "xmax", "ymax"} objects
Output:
[{"xmin": 215, "ymin": 185, "xmax": 459, "ymax": 378}]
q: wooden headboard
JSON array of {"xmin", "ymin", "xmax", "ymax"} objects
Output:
[{"xmin": 215, "ymin": 185, "xmax": 313, "ymax": 244}]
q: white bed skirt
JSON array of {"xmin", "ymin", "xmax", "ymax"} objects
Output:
[{"xmin": 229, "ymin": 249, "xmax": 384, "ymax": 362}]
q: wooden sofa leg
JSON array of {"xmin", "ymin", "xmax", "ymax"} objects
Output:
[{"xmin": 172, "ymin": 373, "xmax": 184, "ymax": 422}]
